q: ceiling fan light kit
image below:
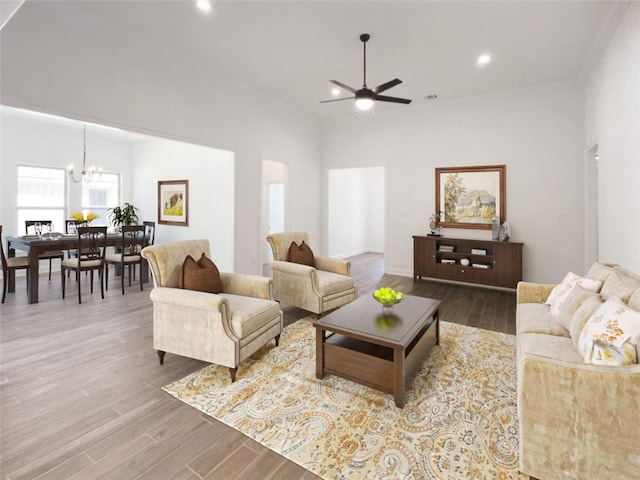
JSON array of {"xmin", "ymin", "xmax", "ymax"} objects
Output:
[{"xmin": 320, "ymin": 33, "xmax": 412, "ymax": 111}]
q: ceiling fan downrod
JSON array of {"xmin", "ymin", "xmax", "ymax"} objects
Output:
[{"xmin": 361, "ymin": 33, "xmax": 370, "ymax": 88}]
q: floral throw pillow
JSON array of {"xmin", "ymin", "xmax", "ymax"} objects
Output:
[
  {"xmin": 546, "ymin": 272, "xmax": 602, "ymax": 317},
  {"xmin": 578, "ymin": 296, "xmax": 640, "ymax": 365}
]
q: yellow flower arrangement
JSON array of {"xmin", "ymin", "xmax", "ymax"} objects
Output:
[{"xmin": 70, "ymin": 212, "xmax": 99, "ymax": 223}]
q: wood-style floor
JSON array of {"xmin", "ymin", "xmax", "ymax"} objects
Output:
[{"xmin": 0, "ymin": 253, "xmax": 516, "ymax": 479}]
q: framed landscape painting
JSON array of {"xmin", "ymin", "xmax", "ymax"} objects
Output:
[
  {"xmin": 158, "ymin": 180, "xmax": 189, "ymax": 226},
  {"xmin": 435, "ymin": 165, "xmax": 505, "ymax": 230}
]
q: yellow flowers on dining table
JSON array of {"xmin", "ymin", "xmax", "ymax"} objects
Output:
[{"xmin": 70, "ymin": 212, "xmax": 99, "ymax": 223}]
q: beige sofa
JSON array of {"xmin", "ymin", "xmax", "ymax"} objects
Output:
[
  {"xmin": 516, "ymin": 263, "xmax": 640, "ymax": 479},
  {"xmin": 266, "ymin": 232, "xmax": 357, "ymax": 315},
  {"xmin": 142, "ymin": 239, "xmax": 282, "ymax": 382}
]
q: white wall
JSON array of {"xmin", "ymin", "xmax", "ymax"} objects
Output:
[
  {"xmin": 132, "ymin": 139, "xmax": 234, "ymax": 272},
  {"xmin": 328, "ymin": 167, "xmax": 384, "ymax": 258},
  {"xmin": 0, "ymin": 108, "xmax": 133, "ymax": 236},
  {"xmin": 585, "ymin": 3, "xmax": 640, "ymax": 272},
  {"xmin": 0, "ymin": 12, "xmax": 321, "ymax": 274},
  {"xmin": 322, "ymin": 82, "xmax": 586, "ymax": 283}
]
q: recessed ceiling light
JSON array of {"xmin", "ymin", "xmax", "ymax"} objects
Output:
[
  {"xmin": 331, "ymin": 88, "xmax": 340, "ymax": 97},
  {"xmin": 476, "ymin": 54, "xmax": 491, "ymax": 66},
  {"xmin": 196, "ymin": 0, "xmax": 212, "ymax": 12}
]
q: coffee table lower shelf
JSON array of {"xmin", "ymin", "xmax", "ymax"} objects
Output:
[{"xmin": 316, "ymin": 318, "xmax": 439, "ymax": 408}]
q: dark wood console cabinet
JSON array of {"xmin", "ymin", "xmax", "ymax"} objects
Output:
[{"xmin": 413, "ymin": 236, "xmax": 523, "ymax": 289}]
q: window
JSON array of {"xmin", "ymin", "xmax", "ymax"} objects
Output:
[
  {"xmin": 81, "ymin": 173, "xmax": 120, "ymax": 226},
  {"xmin": 17, "ymin": 166, "xmax": 66, "ymax": 234}
]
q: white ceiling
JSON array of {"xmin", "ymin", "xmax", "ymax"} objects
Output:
[{"xmin": 2, "ymin": 0, "xmax": 622, "ymax": 119}]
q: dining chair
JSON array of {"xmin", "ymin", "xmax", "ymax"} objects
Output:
[
  {"xmin": 135, "ymin": 221, "xmax": 156, "ymax": 280},
  {"xmin": 143, "ymin": 221, "xmax": 156, "ymax": 246},
  {"xmin": 104, "ymin": 225, "xmax": 148, "ymax": 294},
  {"xmin": 1, "ymin": 225, "xmax": 32, "ymax": 303},
  {"xmin": 61, "ymin": 226, "xmax": 107, "ymax": 304},
  {"xmin": 65, "ymin": 220, "xmax": 79, "ymax": 234},
  {"xmin": 24, "ymin": 220, "xmax": 65, "ymax": 280},
  {"xmin": 64, "ymin": 220, "xmax": 80, "ymax": 275}
]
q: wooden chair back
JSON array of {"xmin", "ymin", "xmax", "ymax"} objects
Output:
[
  {"xmin": 121, "ymin": 225, "xmax": 148, "ymax": 260},
  {"xmin": 143, "ymin": 221, "xmax": 156, "ymax": 246},
  {"xmin": 0, "ymin": 225, "xmax": 8, "ymax": 272},
  {"xmin": 75, "ymin": 226, "xmax": 107, "ymax": 264},
  {"xmin": 25, "ymin": 220, "xmax": 54, "ymax": 235},
  {"xmin": 65, "ymin": 220, "xmax": 79, "ymax": 234}
]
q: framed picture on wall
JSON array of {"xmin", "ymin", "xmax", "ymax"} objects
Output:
[
  {"xmin": 158, "ymin": 180, "xmax": 189, "ymax": 226},
  {"xmin": 435, "ymin": 165, "xmax": 505, "ymax": 230}
]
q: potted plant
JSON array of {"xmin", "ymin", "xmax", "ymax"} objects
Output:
[{"xmin": 107, "ymin": 202, "xmax": 139, "ymax": 230}]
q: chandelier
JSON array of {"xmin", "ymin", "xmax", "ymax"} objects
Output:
[{"xmin": 67, "ymin": 124, "xmax": 103, "ymax": 183}]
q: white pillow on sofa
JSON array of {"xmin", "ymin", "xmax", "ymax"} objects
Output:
[
  {"xmin": 558, "ymin": 285, "xmax": 600, "ymax": 331},
  {"xmin": 578, "ymin": 296, "xmax": 640, "ymax": 365},
  {"xmin": 546, "ymin": 272, "xmax": 602, "ymax": 317},
  {"xmin": 569, "ymin": 294, "xmax": 603, "ymax": 350}
]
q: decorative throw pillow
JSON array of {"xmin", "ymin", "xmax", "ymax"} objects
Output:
[
  {"xmin": 584, "ymin": 263, "xmax": 616, "ymax": 282},
  {"xmin": 546, "ymin": 272, "xmax": 602, "ymax": 317},
  {"xmin": 557, "ymin": 286, "xmax": 599, "ymax": 331},
  {"xmin": 587, "ymin": 339, "xmax": 637, "ymax": 366},
  {"xmin": 628, "ymin": 289, "xmax": 640, "ymax": 311},
  {"xmin": 287, "ymin": 240, "xmax": 315, "ymax": 267},
  {"xmin": 569, "ymin": 295, "xmax": 603, "ymax": 350},
  {"xmin": 179, "ymin": 252, "xmax": 223, "ymax": 294},
  {"xmin": 578, "ymin": 296, "xmax": 640, "ymax": 365},
  {"xmin": 600, "ymin": 267, "xmax": 640, "ymax": 303}
]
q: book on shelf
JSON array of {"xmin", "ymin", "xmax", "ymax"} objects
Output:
[
  {"xmin": 438, "ymin": 245, "xmax": 455, "ymax": 252},
  {"xmin": 440, "ymin": 258, "xmax": 456, "ymax": 264},
  {"xmin": 471, "ymin": 248, "xmax": 487, "ymax": 255},
  {"xmin": 472, "ymin": 263, "xmax": 491, "ymax": 269}
]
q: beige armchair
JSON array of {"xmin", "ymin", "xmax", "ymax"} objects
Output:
[
  {"xmin": 266, "ymin": 232, "xmax": 357, "ymax": 315},
  {"xmin": 141, "ymin": 239, "xmax": 282, "ymax": 382}
]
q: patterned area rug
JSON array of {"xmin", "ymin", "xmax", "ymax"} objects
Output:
[{"xmin": 163, "ymin": 319, "xmax": 527, "ymax": 480}]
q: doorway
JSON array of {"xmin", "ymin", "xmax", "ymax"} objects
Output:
[
  {"xmin": 327, "ymin": 166, "xmax": 385, "ymax": 259},
  {"xmin": 262, "ymin": 159, "xmax": 288, "ymax": 265}
]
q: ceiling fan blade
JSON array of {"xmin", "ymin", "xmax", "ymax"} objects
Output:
[
  {"xmin": 330, "ymin": 80, "xmax": 357, "ymax": 94},
  {"xmin": 374, "ymin": 78, "xmax": 402, "ymax": 93},
  {"xmin": 319, "ymin": 97, "xmax": 355, "ymax": 103},
  {"xmin": 374, "ymin": 94, "xmax": 412, "ymax": 104}
]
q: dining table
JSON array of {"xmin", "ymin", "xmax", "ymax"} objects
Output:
[{"xmin": 5, "ymin": 233, "xmax": 149, "ymax": 304}]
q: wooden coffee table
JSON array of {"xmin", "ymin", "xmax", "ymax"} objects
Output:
[{"xmin": 314, "ymin": 294, "xmax": 440, "ymax": 408}]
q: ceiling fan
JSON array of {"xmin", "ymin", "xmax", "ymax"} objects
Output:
[{"xmin": 320, "ymin": 33, "xmax": 412, "ymax": 111}]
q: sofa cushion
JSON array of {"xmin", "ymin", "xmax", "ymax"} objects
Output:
[
  {"xmin": 316, "ymin": 270, "xmax": 355, "ymax": 296},
  {"xmin": 516, "ymin": 303, "xmax": 569, "ymax": 337},
  {"xmin": 569, "ymin": 295, "xmax": 603, "ymax": 350},
  {"xmin": 578, "ymin": 296, "xmax": 640, "ymax": 364},
  {"xmin": 584, "ymin": 262, "xmax": 616, "ymax": 282},
  {"xmin": 546, "ymin": 272, "xmax": 602, "ymax": 316},
  {"xmin": 287, "ymin": 241, "xmax": 315, "ymax": 267},
  {"xmin": 223, "ymin": 293, "xmax": 280, "ymax": 338},
  {"xmin": 557, "ymin": 286, "xmax": 600, "ymax": 331},
  {"xmin": 518, "ymin": 332, "xmax": 583, "ymax": 363},
  {"xmin": 600, "ymin": 267, "xmax": 640, "ymax": 303},
  {"xmin": 179, "ymin": 253, "xmax": 222, "ymax": 294}
]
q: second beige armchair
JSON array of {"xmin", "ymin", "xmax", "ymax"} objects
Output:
[{"xmin": 266, "ymin": 232, "xmax": 357, "ymax": 315}]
